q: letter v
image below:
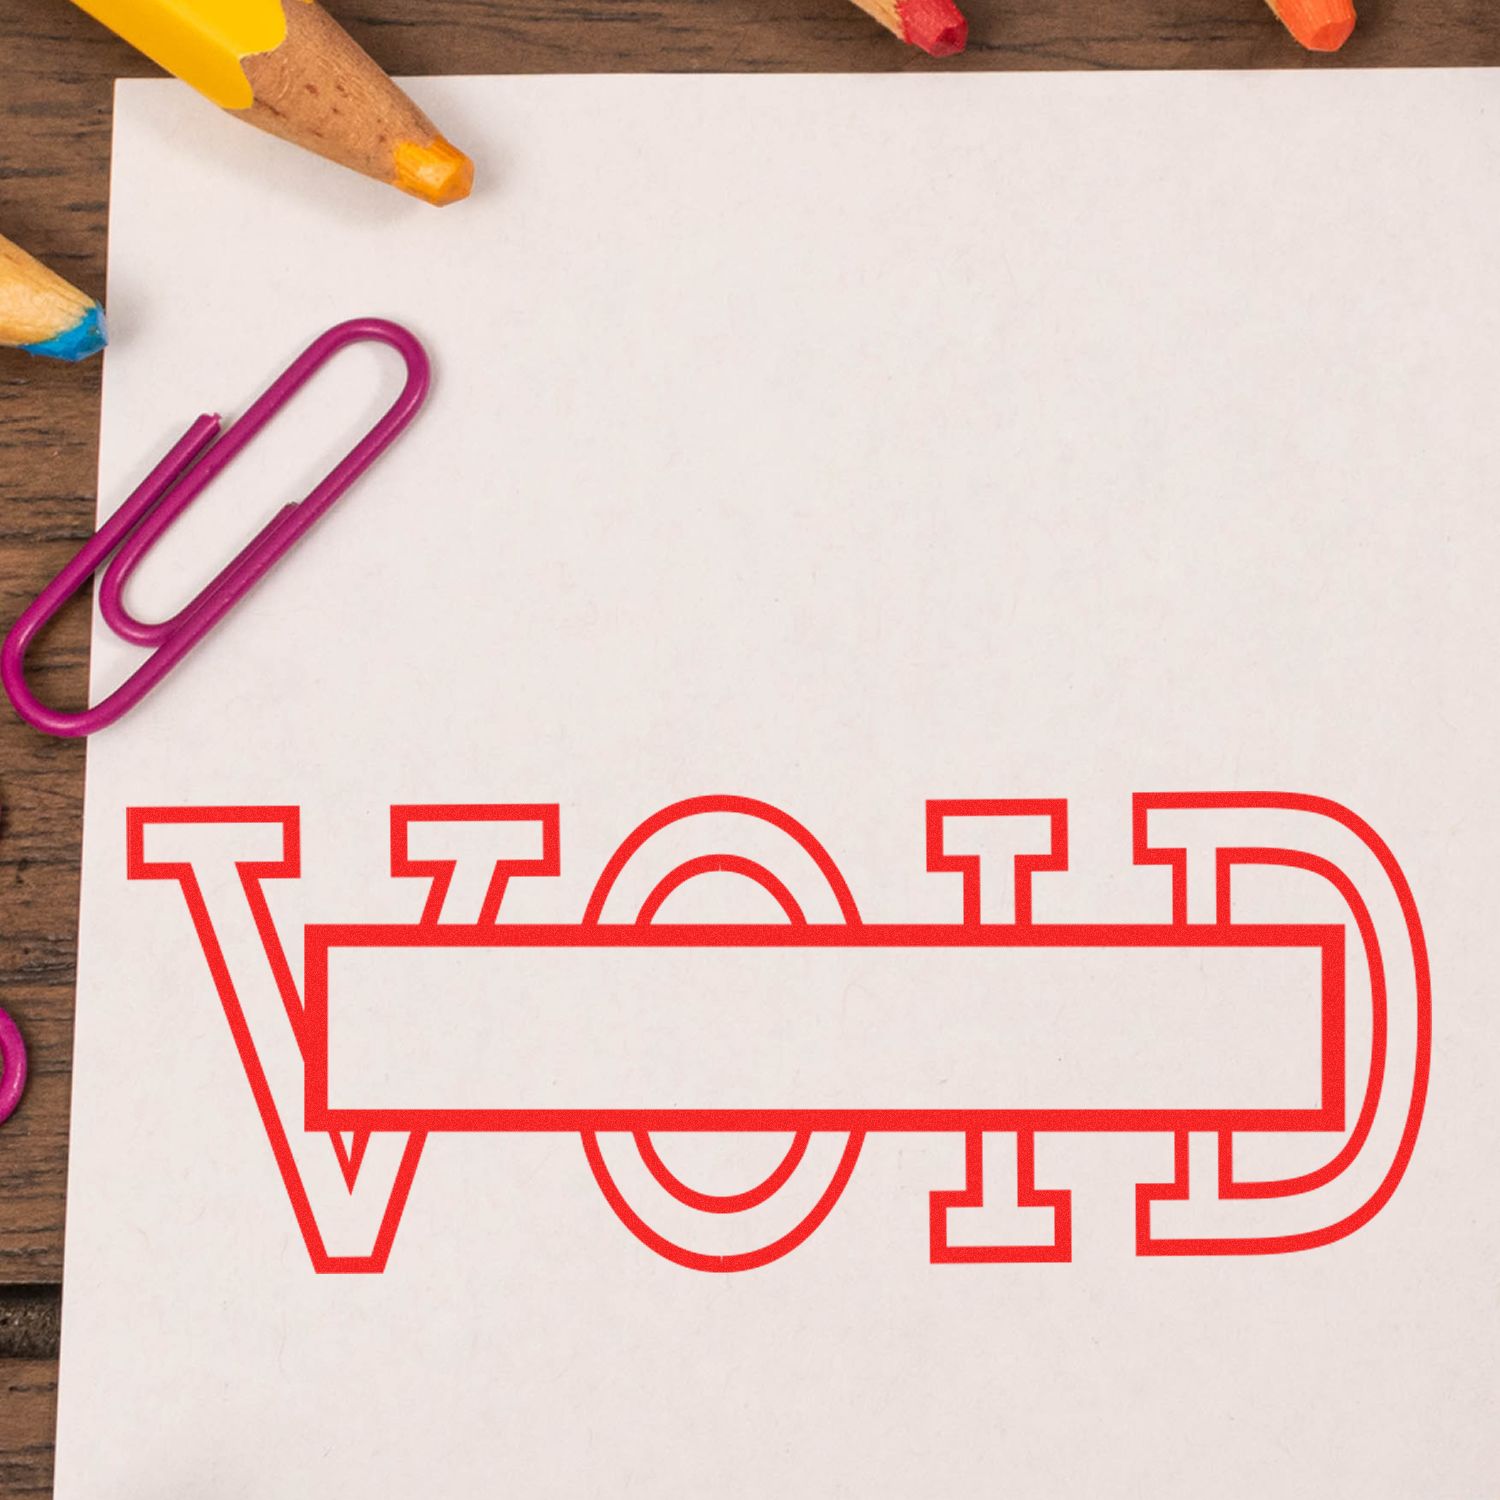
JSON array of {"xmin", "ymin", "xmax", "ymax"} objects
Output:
[{"xmin": 127, "ymin": 808, "xmax": 425, "ymax": 1273}]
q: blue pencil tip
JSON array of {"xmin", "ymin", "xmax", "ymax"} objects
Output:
[{"xmin": 25, "ymin": 303, "xmax": 108, "ymax": 363}]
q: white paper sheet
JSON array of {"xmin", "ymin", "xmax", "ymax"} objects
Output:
[{"xmin": 54, "ymin": 72, "xmax": 1500, "ymax": 1496}]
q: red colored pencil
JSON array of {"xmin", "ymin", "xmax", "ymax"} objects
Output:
[{"xmin": 849, "ymin": 0, "xmax": 969, "ymax": 56}]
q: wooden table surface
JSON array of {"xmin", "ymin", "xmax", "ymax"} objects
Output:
[{"xmin": 0, "ymin": 0, "xmax": 1495, "ymax": 1489}]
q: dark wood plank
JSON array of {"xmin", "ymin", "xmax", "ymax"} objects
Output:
[
  {"xmin": 0, "ymin": 1359, "xmax": 56, "ymax": 1498},
  {"xmin": 1, "ymin": 0, "xmax": 1498, "ymax": 1489}
]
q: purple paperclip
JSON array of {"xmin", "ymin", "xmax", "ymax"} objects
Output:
[
  {"xmin": 0, "ymin": 317, "xmax": 430, "ymax": 738},
  {"xmin": 0, "ymin": 1003, "xmax": 26, "ymax": 1127}
]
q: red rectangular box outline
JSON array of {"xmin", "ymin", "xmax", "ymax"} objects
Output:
[{"xmin": 302, "ymin": 921, "xmax": 1345, "ymax": 1135}]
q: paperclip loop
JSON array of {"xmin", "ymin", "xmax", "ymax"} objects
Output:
[
  {"xmin": 0, "ymin": 1002, "xmax": 25, "ymax": 1127},
  {"xmin": 0, "ymin": 317, "xmax": 430, "ymax": 738}
]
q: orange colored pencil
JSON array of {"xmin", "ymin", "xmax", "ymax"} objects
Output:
[{"xmin": 1266, "ymin": 0, "xmax": 1356, "ymax": 52}]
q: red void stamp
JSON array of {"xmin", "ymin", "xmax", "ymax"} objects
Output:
[{"xmin": 126, "ymin": 792, "xmax": 1429, "ymax": 1273}]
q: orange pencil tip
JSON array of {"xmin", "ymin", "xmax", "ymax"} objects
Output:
[
  {"xmin": 1272, "ymin": 0, "xmax": 1356, "ymax": 52},
  {"xmin": 393, "ymin": 135, "xmax": 475, "ymax": 207},
  {"xmin": 901, "ymin": 0, "xmax": 969, "ymax": 57}
]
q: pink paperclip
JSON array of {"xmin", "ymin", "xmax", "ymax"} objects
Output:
[
  {"xmin": 0, "ymin": 1003, "xmax": 26, "ymax": 1127},
  {"xmin": 1, "ymin": 317, "xmax": 430, "ymax": 737}
]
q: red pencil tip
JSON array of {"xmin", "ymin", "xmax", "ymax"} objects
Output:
[{"xmin": 901, "ymin": 0, "xmax": 969, "ymax": 56}]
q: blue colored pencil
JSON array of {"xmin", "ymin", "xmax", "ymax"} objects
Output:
[{"xmin": 0, "ymin": 230, "xmax": 108, "ymax": 363}]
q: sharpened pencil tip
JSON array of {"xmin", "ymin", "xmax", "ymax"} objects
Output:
[
  {"xmin": 25, "ymin": 303, "xmax": 108, "ymax": 363},
  {"xmin": 901, "ymin": 0, "xmax": 969, "ymax": 56},
  {"xmin": 1306, "ymin": 15, "xmax": 1356, "ymax": 50},
  {"xmin": 1273, "ymin": 0, "xmax": 1356, "ymax": 52},
  {"xmin": 393, "ymin": 135, "xmax": 475, "ymax": 207}
]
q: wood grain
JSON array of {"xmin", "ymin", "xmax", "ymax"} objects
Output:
[{"xmin": 1, "ymin": 0, "xmax": 1497, "ymax": 1489}]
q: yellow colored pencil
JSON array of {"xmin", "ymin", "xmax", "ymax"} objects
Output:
[
  {"xmin": 69, "ymin": 0, "xmax": 473, "ymax": 207},
  {"xmin": 0, "ymin": 231, "xmax": 107, "ymax": 363}
]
